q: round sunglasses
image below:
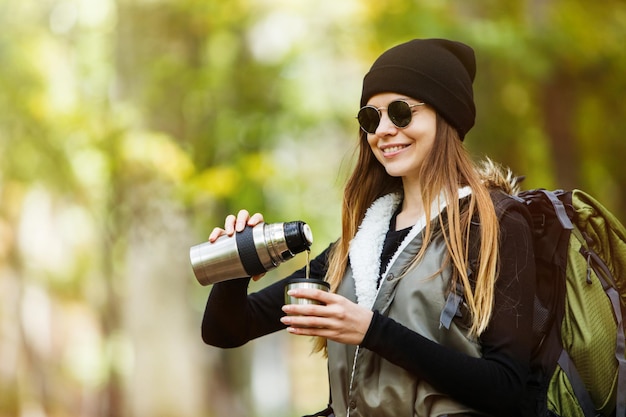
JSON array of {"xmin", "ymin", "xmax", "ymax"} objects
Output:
[{"xmin": 357, "ymin": 100, "xmax": 425, "ymax": 134}]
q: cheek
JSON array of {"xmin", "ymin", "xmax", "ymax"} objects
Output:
[
  {"xmin": 367, "ymin": 139, "xmax": 384, "ymax": 163},
  {"xmin": 407, "ymin": 109, "xmax": 437, "ymax": 140}
]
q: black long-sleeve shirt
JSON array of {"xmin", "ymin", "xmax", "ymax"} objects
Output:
[{"xmin": 202, "ymin": 208, "xmax": 536, "ymax": 417}]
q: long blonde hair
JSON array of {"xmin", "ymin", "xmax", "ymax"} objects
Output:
[{"xmin": 313, "ymin": 115, "xmax": 499, "ymax": 353}]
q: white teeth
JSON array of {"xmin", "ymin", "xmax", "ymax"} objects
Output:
[{"xmin": 383, "ymin": 145, "xmax": 407, "ymax": 153}]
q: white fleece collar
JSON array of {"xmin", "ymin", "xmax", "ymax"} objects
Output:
[{"xmin": 348, "ymin": 187, "xmax": 471, "ymax": 309}]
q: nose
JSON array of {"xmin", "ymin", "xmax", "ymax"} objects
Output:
[{"xmin": 375, "ymin": 110, "xmax": 398, "ymax": 135}]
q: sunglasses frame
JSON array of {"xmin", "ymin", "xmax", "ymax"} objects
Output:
[{"xmin": 357, "ymin": 100, "xmax": 425, "ymax": 134}]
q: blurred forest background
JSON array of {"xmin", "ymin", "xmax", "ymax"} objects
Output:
[{"xmin": 1, "ymin": 0, "xmax": 625, "ymax": 416}]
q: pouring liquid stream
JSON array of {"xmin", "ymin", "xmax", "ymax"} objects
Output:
[{"xmin": 305, "ymin": 249, "xmax": 311, "ymax": 279}]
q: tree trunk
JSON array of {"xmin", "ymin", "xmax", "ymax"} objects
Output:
[{"xmin": 541, "ymin": 68, "xmax": 581, "ymax": 189}]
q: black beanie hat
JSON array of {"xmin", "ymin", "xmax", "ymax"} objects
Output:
[{"xmin": 360, "ymin": 38, "xmax": 476, "ymax": 139}]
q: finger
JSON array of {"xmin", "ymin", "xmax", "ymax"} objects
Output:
[
  {"xmin": 280, "ymin": 313, "xmax": 329, "ymax": 329},
  {"xmin": 282, "ymin": 302, "xmax": 326, "ymax": 316},
  {"xmin": 224, "ymin": 214, "xmax": 237, "ymax": 235},
  {"xmin": 285, "ymin": 325, "xmax": 337, "ymax": 339},
  {"xmin": 248, "ymin": 212, "xmax": 265, "ymax": 226},
  {"xmin": 286, "ymin": 288, "xmax": 334, "ymax": 305},
  {"xmin": 208, "ymin": 227, "xmax": 226, "ymax": 243},
  {"xmin": 235, "ymin": 209, "xmax": 250, "ymax": 232}
]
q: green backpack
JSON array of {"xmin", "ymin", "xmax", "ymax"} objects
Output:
[{"xmin": 496, "ymin": 189, "xmax": 626, "ymax": 417}]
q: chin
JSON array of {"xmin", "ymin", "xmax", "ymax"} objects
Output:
[
  {"xmin": 383, "ymin": 164, "xmax": 421, "ymax": 180},
  {"xmin": 383, "ymin": 168, "xmax": 406, "ymax": 178}
]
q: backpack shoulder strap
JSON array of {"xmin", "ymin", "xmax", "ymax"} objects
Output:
[{"xmin": 556, "ymin": 348, "xmax": 598, "ymax": 417}]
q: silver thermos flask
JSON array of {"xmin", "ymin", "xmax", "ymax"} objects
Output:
[{"xmin": 189, "ymin": 221, "xmax": 313, "ymax": 286}]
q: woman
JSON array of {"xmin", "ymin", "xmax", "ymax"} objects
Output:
[{"xmin": 201, "ymin": 39, "xmax": 537, "ymax": 417}]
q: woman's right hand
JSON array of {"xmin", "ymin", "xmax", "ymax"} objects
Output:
[{"xmin": 208, "ymin": 209, "xmax": 266, "ymax": 281}]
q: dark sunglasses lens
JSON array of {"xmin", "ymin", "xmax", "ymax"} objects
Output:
[
  {"xmin": 357, "ymin": 107, "xmax": 380, "ymax": 134},
  {"xmin": 388, "ymin": 101, "xmax": 413, "ymax": 128}
]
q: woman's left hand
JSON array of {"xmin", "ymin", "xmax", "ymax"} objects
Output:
[{"xmin": 280, "ymin": 288, "xmax": 374, "ymax": 345}]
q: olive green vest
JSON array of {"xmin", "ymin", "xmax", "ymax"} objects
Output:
[{"xmin": 327, "ymin": 192, "xmax": 483, "ymax": 417}]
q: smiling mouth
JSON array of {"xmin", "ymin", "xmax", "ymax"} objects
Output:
[{"xmin": 382, "ymin": 144, "xmax": 409, "ymax": 154}]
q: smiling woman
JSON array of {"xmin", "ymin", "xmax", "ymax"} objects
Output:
[{"xmin": 201, "ymin": 38, "xmax": 539, "ymax": 417}]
